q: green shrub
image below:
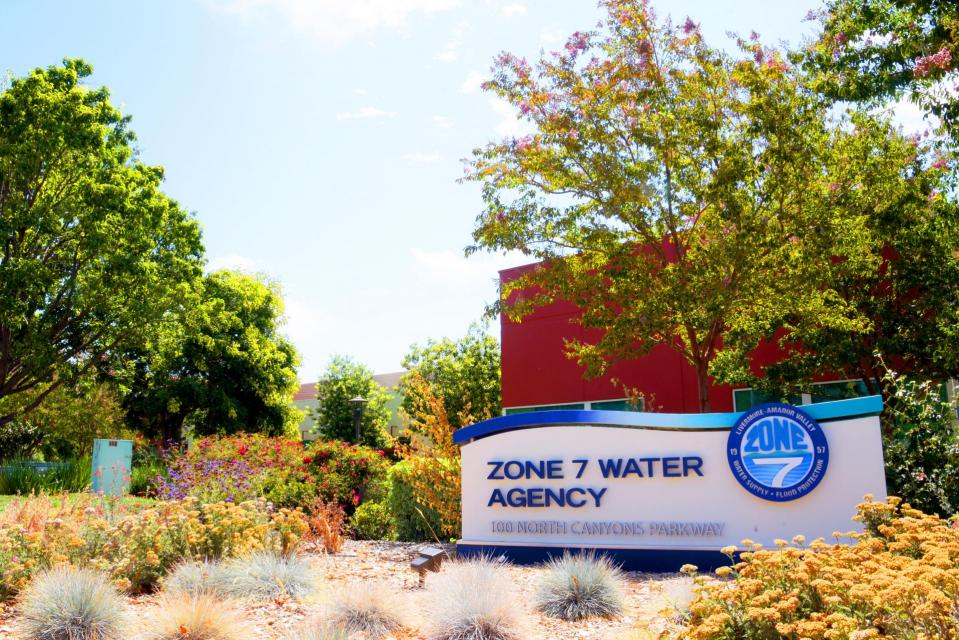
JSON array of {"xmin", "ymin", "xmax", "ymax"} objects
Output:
[
  {"xmin": 534, "ymin": 552, "xmax": 625, "ymax": 621},
  {"xmin": 350, "ymin": 501, "xmax": 395, "ymax": 540},
  {"xmin": 387, "ymin": 460, "xmax": 444, "ymax": 541},
  {"xmin": 15, "ymin": 566, "xmax": 125, "ymax": 640},
  {"xmin": 882, "ymin": 369, "xmax": 959, "ymax": 516},
  {"xmin": 129, "ymin": 461, "xmax": 163, "ymax": 497},
  {"xmin": 0, "ymin": 458, "xmax": 91, "ymax": 495}
]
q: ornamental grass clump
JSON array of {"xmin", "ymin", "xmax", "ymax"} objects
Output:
[
  {"xmin": 161, "ymin": 559, "xmax": 226, "ymax": 595},
  {"xmin": 15, "ymin": 566, "xmax": 125, "ymax": 640},
  {"xmin": 423, "ymin": 556, "xmax": 524, "ymax": 640},
  {"xmin": 283, "ymin": 623, "xmax": 352, "ymax": 640},
  {"xmin": 139, "ymin": 591, "xmax": 252, "ymax": 640},
  {"xmin": 329, "ymin": 582, "xmax": 405, "ymax": 638},
  {"xmin": 215, "ymin": 551, "xmax": 317, "ymax": 601},
  {"xmin": 534, "ymin": 552, "xmax": 625, "ymax": 621},
  {"xmin": 681, "ymin": 496, "xmax": 959, "ymax": 640}
]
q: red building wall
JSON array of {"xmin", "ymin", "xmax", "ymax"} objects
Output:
[{"xmin": 499, "ymin": 263, "xmax": 790, "ymax": 414}]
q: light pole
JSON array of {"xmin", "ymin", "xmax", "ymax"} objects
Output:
[{"xmin": 349, "ymin": 396, "xmax": 368, "ymax": 443}]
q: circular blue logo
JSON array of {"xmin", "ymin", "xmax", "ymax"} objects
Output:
[{"xmin": 727, "ymin": 403, "xmax": 828, "ymax": 502}]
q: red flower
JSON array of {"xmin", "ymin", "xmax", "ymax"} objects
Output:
[
  {"xmin": 302, "ymin": 456, "xmax": 313, "ymax": 464},
  {"xmin": 237, "ymin": 446, "xmax": 248, "ymax": 455}
]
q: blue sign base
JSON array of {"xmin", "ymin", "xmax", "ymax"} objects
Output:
[{"xmin": 456, "ymin": 542, "xmax": 734, "ymax": 573}]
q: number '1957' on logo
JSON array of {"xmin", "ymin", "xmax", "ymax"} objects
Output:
[{"xmin": 726, "ymin": 403, "xmax": 828, "ymax": 502}]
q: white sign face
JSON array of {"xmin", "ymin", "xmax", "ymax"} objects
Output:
[{"xmin": 458, "ymin": 402, "xmax": 886, "ymax": 554}]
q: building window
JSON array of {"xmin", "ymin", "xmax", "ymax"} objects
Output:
[
  {"xmin": 590, "ymin": 398, "xmax": 644, "ymax": 412},
  {"xmin": 732, "ymin": 379, "xmax": 876, "ymax": 412},
  {"xmin": 503, "ymin": 398, "xmax": 643, "ymax": 415},
  {"xmin": 504, "ymin": 403, "xmax": 585, "ymax": 415}
]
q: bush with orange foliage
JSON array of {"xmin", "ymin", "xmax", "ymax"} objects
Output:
[{"xmin": 397, "ymin": 371, "xmax": 492, "ymax": 540}]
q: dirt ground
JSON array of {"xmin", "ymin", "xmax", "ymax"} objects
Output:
[{"xmin": 0, "ymin": 540, "xmax": 694, "ymax": 639}]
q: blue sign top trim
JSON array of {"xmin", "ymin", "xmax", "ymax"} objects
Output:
[{"xmin": 453, "ymin": 395, "xmax": 883, "ymax": 445}]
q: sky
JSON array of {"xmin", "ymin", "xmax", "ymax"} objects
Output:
[{"xmin": 2, "ymin": 0, "xmax": 899, "ymax": 381}]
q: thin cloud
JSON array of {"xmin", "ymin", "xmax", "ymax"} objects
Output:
[
  {"xmin": 402, "ymin": 151, "xmax": 442, "ymax": 163},
  {"xmin": 336, "ymin": 106, "xmax": 396, "ymax": 121},
  {"xmin": 460, "ymin": 70, "xmax": 486, "ymax": 94},
  {"xmin": 490, "ymin": 97, "xmax": 535, "ymax": 137},
  {"xmin": 206, "ymin": 254, "xmax": 262, "ymax": 273},
  {"xmin": 208, "ymin": 0, "xmax": 461, "ymax": 47},
  {"xmin": 432, "ymin": 115, "xmax": 454, "ymax": 129},
  {"xmin": 498, "ymin": 3, "xmax": 527, "ymax": 18},
  {"xmin": 434, "ymin": 20, "xmax": 470, "ymax": 63}
]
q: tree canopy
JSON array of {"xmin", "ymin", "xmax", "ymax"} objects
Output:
[
  {"xmin": 117, "ymin": 270, "xmax": 302, "ymax": 442},
  {"xmin": 466, "ymin": 0, "xmax": 917, "ymax": 411},
  {"xmin": 807, "ymin": 0, "xmax": 959, "ymax": 142},
  {"xmin": 400, "ymin": 323, "xmax": 501, "ymax": 429},
  {"xmin": 0, "ymin": 59, "xmax": 203, "ymax": 427},
  {"xmin": 313, "ymin": 355, "xmax": 392, "ymax": 448}
]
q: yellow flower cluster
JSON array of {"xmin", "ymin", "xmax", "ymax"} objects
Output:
[
  {"xmin": 680, "ymin": 497, "xmax": 959, "ymax": 640},
  {"xmin": 0, "ymin": 493, "xmax": 308, "ymax": 599}
]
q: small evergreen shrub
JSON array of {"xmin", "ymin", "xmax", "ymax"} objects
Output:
[
  {"xmin": 387, "ymin": 461, "xmax": 444, "ymax": 541},
  {"xmin": 534, "ymin": 552, "xmax": 625, "ymax": 621},
  {"xmin": 15, "ymin": 566, "xmax": 125, "ymax": 640},
  {"xmin": 350, "ymin": 501, "xmax": 395, "ymax": 540},
  {"xmin": 329, "ymin": 583, "xmax": 405, "ymax": 638},
  {"xmin": 423, "ymin": 557, "xmax": 524, "ymax": 640},
  {"xmin": 140, "ymin": 591, "xmax": 251, "ymax": 640},
  {"xmin": 215, "ymin": 551, "xmax": 316, "ymax": 601}
]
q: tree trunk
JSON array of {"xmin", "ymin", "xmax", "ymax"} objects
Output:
[
  {"xmin": 161, "ymin": 414, "xmax": 186, "ymax": 445},
  {"xmin": 695, "ymin": 360, "xmax": 711, "ymax": 413}
]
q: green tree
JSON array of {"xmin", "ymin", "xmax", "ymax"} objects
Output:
[
  {"xmin": 466, "ymin": 0, "xmax": 897, "ymax": 411},
  {"xmin": 29, "ymin": 378, "xmax": 129, "ymax": 460},
  {"xmin": 747, "ymin": 127, "xmax": 959, "ymax": 396},
  {"xmin": 313, "ymin": 356, "xmax": 391, "ymax": 447},
  {"xmin": 117, "ymin": 270, "xmax": 301, "ymax": 442},
  {"xmin": 0, "ymin": 59, "xmax": 203, "ymax": 427},
  {"xmin": 807, "ymin": 1, "xmax": 959, "ymax": 142},
  {"xmin": 400, "ymin": 323, "xmax": 500, "ymax": 429}
]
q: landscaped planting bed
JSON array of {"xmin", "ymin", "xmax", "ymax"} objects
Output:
[{"xmin": 0, "ymin": 539, "xmax": 685, "ymax": 639}]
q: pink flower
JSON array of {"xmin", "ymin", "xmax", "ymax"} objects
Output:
[
  {"xmin": 914, "ymin": 47, "xmax": 952, "ymax": 78},
  {"xmin": 565, "ymin": 31, "xmax": 590, "ymax": 56},
  {"xmin": 834, "ymin": 32, "xmax": 847, "ymax": 46},
  {"xmin": 681, "ymin": 17, "xmax": 698, "ymax": 35}
]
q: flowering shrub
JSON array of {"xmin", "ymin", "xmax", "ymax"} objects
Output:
[
  {"xmin": 680, "ymin": 496, "xmax": 959, "ymax": 640},
  {"xmin": 154, "ymin": 435, "xmax": 389, "ymax": 512},
  {"xmin": 299, "ymin": 440, "xmax": 389, "ymax": 509},
  {"xmin": 0, "ymin": 493, "xmax": 307, "ymax": 599}
]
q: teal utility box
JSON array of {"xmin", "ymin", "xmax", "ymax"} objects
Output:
[{"xmin": 91, "ymin": 439, "xmax": 133, "ymax": 496}]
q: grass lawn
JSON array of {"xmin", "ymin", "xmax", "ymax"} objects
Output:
[{"xmin": 0, "ymin": 492, "xmax": 157, "ymax": 513}]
